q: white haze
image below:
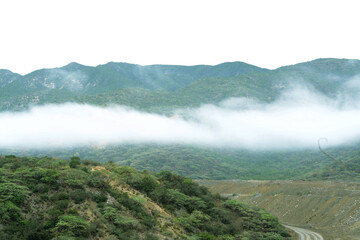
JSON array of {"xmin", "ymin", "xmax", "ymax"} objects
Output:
[{"xmin": 1, "ymin": 87, "xmax": 360, "ymax": 150}]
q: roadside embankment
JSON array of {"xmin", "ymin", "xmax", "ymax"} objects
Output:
[{"xmin": 198, "ymin": 180, "xmax": 360, "ymax": 240}]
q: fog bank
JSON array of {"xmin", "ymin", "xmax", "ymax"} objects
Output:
[{"xmin": 1, "ymin": 87, "xmax": 360, "ymax": 150}]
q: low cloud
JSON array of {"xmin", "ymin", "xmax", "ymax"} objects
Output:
[{"xmin": 1, "ymin": 86, "xmax": 360, "ymax": 150}]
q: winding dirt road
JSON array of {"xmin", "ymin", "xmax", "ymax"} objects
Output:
[{"xmin": 284, "ymin": 225, "xmax": 324, "ymax": 240}]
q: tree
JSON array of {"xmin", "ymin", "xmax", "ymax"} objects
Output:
[
  {"xmin": 69, "ymin": 157, "xmax": 80, "ymax": 168},
  {"xmin": 0, "ymin": 182, "xmax": 29, "ymax": 205},
  {"xmin": 52, "ymin": 215, "xmax": 89, "ymax": 237}
]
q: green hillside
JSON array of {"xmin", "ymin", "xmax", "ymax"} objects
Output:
[
  {"xmin": 0, "ymin": 155, "xmax": 290, "ymax": 240},
  {"xmin": 3, "ymin": 144, "xmax": 353, "ymax": 180},
  {"xmin": 2, "ymin": 58, "xmax": 360, "ymax": 113},
  {"xmin": 307, "ymin": 145, "xmax": 360, "ymax": 181},
  {"xmin": 0, "ymin": 61, "xmax": 266, "ymax": 98}
]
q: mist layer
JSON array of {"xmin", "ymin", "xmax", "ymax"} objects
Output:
[{"xmin": 0, "ymin": 87, "xmax": 359, "ymax": 150}]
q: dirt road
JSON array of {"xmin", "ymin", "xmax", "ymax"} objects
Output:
[{"xmin": 284, "ymin": 225, "xmax": 324, "ymax": 240}]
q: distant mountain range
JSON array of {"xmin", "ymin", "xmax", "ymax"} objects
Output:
[
  {"xmin": 1, "ymin": 58, "xmax": 360, "ymax": 181},
  {"xmin": 0, "ymin": 61, "xmax": 266, "ymax": 97},
  {"xmin": 1, "ymin": 58, "xmax": 360, "ymax": 112}
]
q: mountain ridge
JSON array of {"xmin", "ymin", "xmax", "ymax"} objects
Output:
[
  {"xmin": 0, "ymin": 61, "xmax": 267, "ymax": 93},
  {"xmin": 2, "ymin": 58, "xmax": 360, "ymax": 113}
]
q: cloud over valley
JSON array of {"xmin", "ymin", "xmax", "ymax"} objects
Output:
[{"xmin": 1, "ymin": 87, "xmax": 360, "ymax": 150}]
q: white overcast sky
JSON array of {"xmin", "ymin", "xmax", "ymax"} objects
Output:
[{"xmin": 0, "ymin": 0, "xmax": 360, "ymax": 75}]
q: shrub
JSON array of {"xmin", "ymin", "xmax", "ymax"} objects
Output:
[
  {"xmin": 102, "ymin": 206, "xmax": 138, "ymax": 230},
  {"xmin": 145, "ymin": 233, "xmax": 159, "ymax": 240},
  {"xmin": 69, "ymin": 189, "xmax": 89, "ymax": 204},
  {"xmin": 55, "ymin": 200, "xmax": 70, "ymax": 211},
  {"xmin": 0, "ymin": 182, "xmax": 29, "ymax": 206},
  {"xmin": 34, "ymin": 183, "xmax": 49, "ymax": 194},
  {"xmin": 92, "ymin": 192, "xmax": 107, "ymax": 203},
  {"xmin": 60, "ymin": 169, "xmax": 88, "ymax": 188},
  {"xmin": 88, "ymin": 171, "xmax": 108, "ymax": 189},
  {"xmin": 178, "ymin": 210, "xmax": 210, "ymax": 232},
  {"xmin": 51, "ymin": 192, "xmax": 69, "ymax": 201},
  {"xmin": 137, "ymin": 175, "xmax": 158, "ymax": 194},
  {"xmin": 52, "ymin": 215, "xmax": 89, "ymax": 237},
  {"xmin": 69, "ymin": 157, "xmax": 81, "ymax": 169},
  {"xmin": 0, "ymin": 201, "xmax": 24, "ymax": 223}
]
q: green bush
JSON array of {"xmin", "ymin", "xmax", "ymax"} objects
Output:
[
  {"xmin": 0, "ymin": 182, "xmax": 29, "ymax": 206},
  {"xmin": 52, "ymin": 215, "xmax": 89, "ymax": 237},
  {"xmin": 178, "ymin": 210, "xmax": 210, "ymax": 232},
  {"xmin": 88, "ymin": 171, "xmax": 108, "ymax": 189},
  {"xmin": 60, "ymin": 169, "xmax": 88, "ymax": 188},
  {"xmin": 102, "ymin": 206, "xmax": 137, "ymax": 230},
  {"xmin": 0, "ymin": 201, "xmax": 24, "ymax": 223},
  {"xmin": 91, "ymin": 192, "xmax": 107, "ymax": 203},
  {"xmin": 51, "ymin": 192, "xmax": 69, "ymax": 201},
  {"xmin": 69, "ymin": 157, "xmax": 81, "ymax": 169},
  {"xmin": 69, "ymin": 189, "xmax": 89, "ymax": 204},
  {"xmin": 55, "ymin": 200, "xmax": 70, "ymax": 211},
  {"xmin": 34, "ymin": 183, "xmax": 49, "ymax": 193}
]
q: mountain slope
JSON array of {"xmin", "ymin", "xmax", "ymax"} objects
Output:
[
  {"xmin": 0, "ymin": 144, "xmax": 342, "ymax": 180},
  {"xmin": 2, "ymin": 58, "xmax": 360, "ymax": 113},
  {"xmin": 0, "ymin": 69, "xmax": 21, "ymax": 88},
  {"xmin": 0, "ymin": 61, "xmax": 267, "ymax": 97},
  {"xmin": 0, "ymin": 155, "xmax": 290, "ymax": 240},
  {"xmin": 200, "ymin": 180, "xmax": 360, "ymax": 240}
]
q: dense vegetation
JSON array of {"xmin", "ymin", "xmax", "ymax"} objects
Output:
[
  {"xmin": 307, "ymin": 145, "xmax": 360, "ymax": 181},
  {"xmin": 4, "ymin": 144, "xmax": 360, "ymax": 181},
  {"xmin": 0, "ymin": 155, "xmax": 290, "ymax": 240},
  {"xmin": 0, "ymin": 61, "xmax": 267, "ymax": 111},
  {"xmin": 1, "ymin": 58, "xmax": 360, "ymax": 113}
]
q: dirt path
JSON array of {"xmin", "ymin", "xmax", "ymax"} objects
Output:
[{"xmin": 284, "ymin": 225, "xmax": 324, "ymax": 240}]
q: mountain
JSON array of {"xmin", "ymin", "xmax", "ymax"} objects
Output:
[
  {"xmin": 0, "ymin": 61, "xmax": 267, "ymax": 96},
  {"xmin": 1, "ymin": 58, "xmax": 360, "ymax": 182},
  {"xmin": 0, "ymin": 61, "xmax": 269, "ymax": 112},
  {"xmin": 278, "ymin": 58, "xmax": 360, "ymax": 76},
  {"xmin": 0, "ymin": 69, "xmax": 21, "ymax": 87},
  {"xmin": 0, "ymin": 155, "xmax": 290, "ymax": 239},
  {"xmin": 2, "ymin": 58, "xmax": 360, "ymax": 112}
]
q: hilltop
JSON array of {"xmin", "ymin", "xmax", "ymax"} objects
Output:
[{"xmin": 0, "ymin": 155, "xmax": 290, "ymax": 240}]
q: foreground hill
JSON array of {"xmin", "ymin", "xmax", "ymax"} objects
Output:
[{"xmin": 0, "ymin": 155, "xmax": 290, "ymax": 240}]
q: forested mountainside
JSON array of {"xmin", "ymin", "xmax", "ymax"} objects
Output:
[
  {"xmin": 1, "ymin": 58, "xmax": 360, "ymax": 112},
  {"xmin": 2, "ymin": 144, "xmax": 359, "ymax": 181},
  {"xmin": 0, "ymin": 61, "xmax": 266, "ymax": 97},
  {"xmin": 0, "ymin": 155, "xmax": 290, "ymax": 240}
]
